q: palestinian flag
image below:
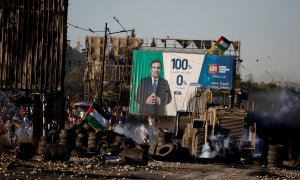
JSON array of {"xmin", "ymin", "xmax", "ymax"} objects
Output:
[
  {"xmin": 84, "ymin": 102, "xmax": 110, "ymax": 131},
  {"xmin": 208, "ymin": 36, "xmax": 231, "ymax": 55}
]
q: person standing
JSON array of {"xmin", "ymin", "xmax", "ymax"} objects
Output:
[{"xmin": 135, "ymin": 59, "xmax": 172, "ymax": 115}]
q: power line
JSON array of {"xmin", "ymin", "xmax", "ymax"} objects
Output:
[{"xmin": 67, "ymin": 23, "xmax": 105, "ymax": 33}]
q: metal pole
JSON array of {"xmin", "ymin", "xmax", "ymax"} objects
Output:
[
  {"xmin": 42, "ymin": 93, "xmax": 46, "ymax": 136},
  {"xmin": 99, "ymin": 23, "xmax": 108, "ymax": 108}
]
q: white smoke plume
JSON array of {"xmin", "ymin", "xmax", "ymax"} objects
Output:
[
  {"xmin": 200, "ymin": 134, "xmax": 235, "ymax": 159},
  {"xmin": 114, "ymin": 122, "xmax": 157, "ymax": 144}
]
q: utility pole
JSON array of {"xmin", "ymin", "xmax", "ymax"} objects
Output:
[
  {"xmin": 99, "ymin": 23, "xmax": 108, "ymax": 108},
  {"xmin": 113, "ymin": 17, "xmax": 128, "ymax": 108}
]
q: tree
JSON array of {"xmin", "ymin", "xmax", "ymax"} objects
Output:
[{"xmin": 64, "ymin": 67, "xmax": 84, "ymax": 101}]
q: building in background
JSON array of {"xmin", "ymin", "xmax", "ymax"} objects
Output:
[{"xmin": 65, "ymin": 40, "xmax": 86, "ymax": 73}]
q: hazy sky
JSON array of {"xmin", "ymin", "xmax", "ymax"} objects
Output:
[{"xmin": 67, "ymin": 0, "xmax": 300, "ymax": 83}]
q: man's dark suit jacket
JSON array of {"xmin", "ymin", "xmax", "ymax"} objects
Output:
[{"xmin": 135, "ymin": 76, "xmax": 172, "ymax": 115}]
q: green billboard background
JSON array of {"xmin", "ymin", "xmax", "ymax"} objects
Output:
[{"xmin": 129, "ymin": 50, "xmax": 164, "ymax": 115}]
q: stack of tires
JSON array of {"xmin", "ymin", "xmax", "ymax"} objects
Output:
[
  {"xmin": 48, "ymin": 129, "xmax": 59, "ymax": 144},
  {"xmin": 268, "ymin": 144, "xmax": 285, "ymax": 167},
  {"xmin": 59, "ymin": 127, "xmax": 76, "ymax": 152},
  {"xmin": 97, "ymin": 131, "xmax": 124, "ymax": 156},
  {"xmin": 149, "ymin": 130, "xmax": 189, "ymax": 162},
  {"xmin": 87, "ymin": 132, "xmax": 98, "ymax": 153},
  {"xmin": 37, "ymin": 136, "xmax": 47, "ymax": 155},
  {"xmin": 119, "ymin": 137, "xmax": 149, "ymax": 166},
  {"xmin": 76, "ymin": 132, "xmax": 87, "ymax": 148},
  {"xmin": 73, "ymin": 122, "xmax": 93, "ymax": 157},
  {"xmin": 155, "ymin": 131, "xmax": 174, "ymax": 161},
  {"xmin": 74, "ymin": 121, "xmax": 89, "ymax": 148}
]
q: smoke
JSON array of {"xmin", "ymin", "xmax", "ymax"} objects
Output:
[
  {"xmin": 0, "ymin": 124, "xmax": 32, "ymax": 148},
  {"xmin": 16, "ymin": 125, "xmax": 32, "ymax": 143},
  {"xmin": 248, "ymin": 89, "xmax": 300, "ymax": 157},
  {"xmin": 251, "ymin": 137, "xmax": 267, "ymax": 158},
  {"xmin": 200, "ymin": 134, "xmax": 235, "ymax": 159},
  {"xmin": 114, "ymin": 122, "xmax": 157, "ymax": 144},
  {"xmin": 250, "ymin": 89, "xmax": 300, "ymax": 128}
]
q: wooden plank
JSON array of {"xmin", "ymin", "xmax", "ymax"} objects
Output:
[
  {"xmin": 48, "ymin": 0, "xmax": 55, "ymax": 91},
  {"xmin": 0, "ymin": 4, "xmax": 5, "ymax": 88},
  {"xmin": 38, "ymin": 1, "xmax": 44, "ymax": 90},
  {"xmin": 27, "ymin": 0, "xmax": 34, "ymax": 90},
  {"xmin": 7, "ymin": 2, "xmax": 14, "ymax": 89},
  {"xmin": 0, "ymin": 0, "xmax": 67, "ymax": 91}
]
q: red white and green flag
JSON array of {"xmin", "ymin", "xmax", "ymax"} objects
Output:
[
  {"xmin": 208, "ymin": 36, "xmax": 231, "ymax": 55},
  {"xmin": 84, "ymin": 102, "xmax": 110, "ymax": 131}
]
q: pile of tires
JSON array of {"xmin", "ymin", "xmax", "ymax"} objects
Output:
[
  {"xmin": 36, "ymin": 120, "xmax": 149, "ymax": 165},
  {"xmin": 58, "ymin": 127, "xmax": 76, "ymax": 153},
  {"xmin": 87, "ymin": 132, "xmax": 98, "ymax": 153},
  {"xmin": 149, "ymin": 130, "xmax": 190, "ymax": 162}
]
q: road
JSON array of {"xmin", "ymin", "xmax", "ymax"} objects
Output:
[{"xmin": 1, "ymin": 153, "xmax": 299, "ymax": 179}]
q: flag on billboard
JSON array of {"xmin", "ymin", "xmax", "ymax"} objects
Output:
[
  {"xmin": 208, "ymin": 36, "xmax": 231, "ymax": 55},
  {"xmin": 84, "ymin": 102, "xmax": 110, "ymax": 131}
]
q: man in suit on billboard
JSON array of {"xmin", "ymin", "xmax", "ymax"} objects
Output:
[{"xmin": 135, "ymin": 59, "xmax": 172, "ymax": 115}]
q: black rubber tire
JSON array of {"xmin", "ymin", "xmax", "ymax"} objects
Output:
[
  {"xmin": 156, "ymin": 143, "xmax": 175, "ymax": 157},
  {"xmin": 77, "ymin": 133, "xmax": 85, "ymax": 138},
  {"xmin": 122, "ymin": 138, "xmax": 136, "ymax": 149},
  {"xmin": 192, "ymin": 128, "xmax": 205, "ymax": 157},
  {"xmin": 39, "ymin": 140, "xmax": 47, "ymax": 146},
  {"xmin": 59, "ymin": 133, "xmax": 68, "ymax": 139},
  {"xmin": 96, "ymin": 140, "xmax": 109, "ymax": 151},
  {"xmin": 40, "ymin": 136, "xmax": 47, "ymax": 141},
  {"xmin": 120, "ymin": 148, "xmax": 149, "ymax": 166},
  {"xmin": 59, "ymin": 138, "xmax": 68, "ymax": 144},
  {"xmin": 158, "ymin": 131, "xmax": 172, "ymax": 138},
  {"xmin": 115, "ymin": 134, "xmax": 126, "ymax": 143},
  {"xmin": 148, "ymin": 137, "xmax": 158, "ymax": 155},
  {"xmin": 267, "ymin": 144, "xmax": 284, "ymax": 167}
]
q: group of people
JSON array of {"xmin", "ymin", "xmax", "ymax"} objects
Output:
[
  {"xmin": 0, "ymin": 105, "xmax": 33, "ymax": 146},
  {"xmin": 65, "ymin": 103, "xmax": 130, "ymax": 130}
]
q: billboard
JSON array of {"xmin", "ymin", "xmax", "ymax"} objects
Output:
[{"xmin": 130, "ymin": 50, "xmax": 235, "ymax": 116}]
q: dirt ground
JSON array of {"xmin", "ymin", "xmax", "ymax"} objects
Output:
[{"xmin": 1, "ymin": 151, "xmax": 300, "ymax": 180}]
